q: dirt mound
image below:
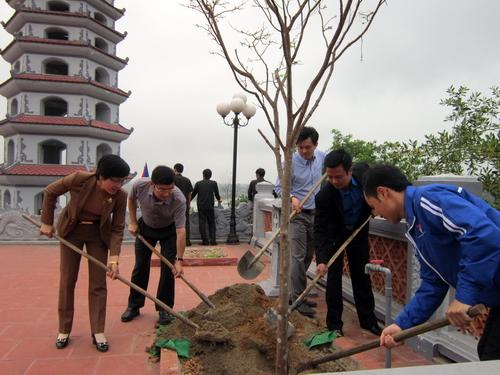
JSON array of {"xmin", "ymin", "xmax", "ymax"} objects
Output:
[{"xmin": 155, "ymin": 283, "xmax": 347, "ymax": 374}]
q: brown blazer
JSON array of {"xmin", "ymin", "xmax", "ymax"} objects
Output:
[{"xmin": 41, "ymin": 171, "xmax": 128, "ymax": 256}]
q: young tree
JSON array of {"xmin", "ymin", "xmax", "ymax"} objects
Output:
[{"xmin": 186, "ymin": 1, "xmax": 386, "ymax": 372}]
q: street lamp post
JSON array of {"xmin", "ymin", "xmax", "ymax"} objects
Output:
[{"xmin": 216, "ymin": 93, "xmax": 256, "ymax": 244}]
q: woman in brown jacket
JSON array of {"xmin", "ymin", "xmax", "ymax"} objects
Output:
[{"xmin": 40, "ymin": 154, "xmax": 130, "ymax": 352}]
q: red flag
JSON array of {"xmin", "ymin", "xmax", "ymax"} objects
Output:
[{"xmin": 142, "ymin": 162, "xmax": 149, "ymax": 177}]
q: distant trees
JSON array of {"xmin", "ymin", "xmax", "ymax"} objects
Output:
[{"xmin": 330, "ymin": 86, "xmax": 500, "ymax": 207}]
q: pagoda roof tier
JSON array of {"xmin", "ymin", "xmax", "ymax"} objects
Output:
[
  {"xmin": 0, "ymin": 115, "xmax": 133, "ymax": 142},
  {"xmin": 1, "ymin": 37, "xmax": 128, "ymax": 70},
  {"xmin": 0, "ymin": 73, "xmax": 130, "ymax": 104},
  {"xmin": 6, "ymin": 0, "xmax": 125, "ymax": 21},
  {"xmin": 0, "ymin": 163, "xmax": 90, "ymax": 176},
  {"xmin": 3, "ymin": 9, "xmax": 126, "ymax": 43}
]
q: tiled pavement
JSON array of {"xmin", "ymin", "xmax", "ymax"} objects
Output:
[{"xmin": 0, "ymin": 240, "xmax": 433, "ymax": 375}]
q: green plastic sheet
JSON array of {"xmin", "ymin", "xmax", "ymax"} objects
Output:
[
  {"xmin": 303, "ymin": 331, "xmax": 341, "ymax": 349},
  {"xmin": 153, "ymin": 338, "xmax": 193, "ymax": 358}
]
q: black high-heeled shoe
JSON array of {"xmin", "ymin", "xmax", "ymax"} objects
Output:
[
  {"xmin": 91, "ymin": 334, "xmax": 109, "ymax": 352},
  {"xmin": 56, "ymin": 336, "xmax": 69, "ymax": 349}
]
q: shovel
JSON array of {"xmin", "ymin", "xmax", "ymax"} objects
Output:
[
  {"xmin": 136, "ymin": 233, "xmax": 215, "ymax": 311},
  {"xmin": 23, "ymin": 214, "xmax": 199, "ymax": 329},
  {"xmin": 297, "ymin": 303, "xmax": 486, "ymax": 372},
  {"xmin": 238, "ymin": 172, "xmax": 328, "ymax": 280},
  {"xmin": 288, "ymin": 215, "xmax": 371, "ymax": 316}
]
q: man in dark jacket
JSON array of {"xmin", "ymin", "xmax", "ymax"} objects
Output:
[
  {"xmin": 191, "ymin": 169, "xmax": 222, "ymax": 245},
  {"xmin": 314, "ymin": 149, "xmax": 381, "ymax": 337}
]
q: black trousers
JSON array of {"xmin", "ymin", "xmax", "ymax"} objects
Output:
[
  {"xmin": 127, "ymin": 218, "xmax": 177, "ymax": 311},
  {"xmin": 325, "ymin": 227, "xmax": 377, "ymax": 331},
  {"xmin": 478, "ymin": 305, "xmax": 500, "ymax": 360},
  {"xmin": 198, "ymin": 209, "xmax": 216, "ymax": 243}
]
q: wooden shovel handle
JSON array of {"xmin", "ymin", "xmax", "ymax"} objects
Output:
[
  {"xmin": 301, "ymin": 304, "xmax": 487, "ymax": 369},
  {"xmin": 22, "ymin": 214, "xmax": 200, "ymax": 329},
  {"xmin": 288, "ymin": 215, "xmax": 371, "ymax": 315},
  {"xmin": 136, "ymin": 233, "xmax": 215, "ymax": 310}
]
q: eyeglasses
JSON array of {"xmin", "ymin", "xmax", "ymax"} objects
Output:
[
  {"xmin": 154, "ymin": 184, "xmax": 175, "ymax": 193},
  {"xmin": 109, "ymin": 177, "xmax": 130, "ymax": 186}
]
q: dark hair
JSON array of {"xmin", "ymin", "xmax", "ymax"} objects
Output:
[
  {"xmin": 95, "ymin": 154, "xmax": 130, "ymax": 180},
  {"xmin": 297, "ymin": 126, "xmax": 319, "ymax": 145},
  {"xmin": 363, "ymin": 164, "xmax": 412, "ymax": 199},
  {"xmin": 151, "ymin": 165, "xmax": 176, "ymax": 185},
  {"xmin": 173, "ymin": 163, "xmax": 184, "ymax": 173},
  {"xmin": 255, "ymin": 168, "xmax": 265, "ymax": 177},
  {"xmin": 203, "ymin": 169, "xmax": 212, "ymax": 179},
  {"xmin": 324, "ymin": 149, "xmax": 352, "ymax": 173}
]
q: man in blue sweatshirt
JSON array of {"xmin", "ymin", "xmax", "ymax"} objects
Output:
[{"xmin": 363, "ymin": 164, "xmax": 500, "ymax": 361}]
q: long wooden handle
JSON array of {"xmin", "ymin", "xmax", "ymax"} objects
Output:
[
  {"xmin": 22, "ymin": 214, "xmax": 200, "ymax": 329},
  {"xmin": 248, "ymin": 172, "xmax": 328, "ymax": 267},
  {"xmin": 288, "ymin": 215, "xmax": 371, "ymax": 315},
  {"xmin": 136, "ymin": 233, "xmax": 215, "ymax": 310},
  {"xmin": 302, "ymin": 304, "xmax": 487, "ymax": 369}
]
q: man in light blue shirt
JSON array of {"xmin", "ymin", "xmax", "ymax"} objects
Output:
[{"xmin": 275, "ymin": 126, "xmax": 327, "ymax": 316}]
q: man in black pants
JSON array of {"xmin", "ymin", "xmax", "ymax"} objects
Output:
[
  {"xmin": 173, "ymin": 163, "xmax": 193, "ymax": 246},
  {"xmin": 314, "ymin": 149, "xmax": 381, "ymax": 337},
  {"xmin": 191, "ymin": 169, "xmax": 222, "ymax": 245},
  {"xmin": 121, "ymin": 166, "xmax": 186, "ymax": 326}
]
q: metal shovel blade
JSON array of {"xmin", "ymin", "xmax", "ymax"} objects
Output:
[
  {"xmin": 237, "ymin": 250, "xmax": 266, "ymax": 280},
  {"xmin": 264, "ymin": 307, "xmax": 296, "ymax": 338}
]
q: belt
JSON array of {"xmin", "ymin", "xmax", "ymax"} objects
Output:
[
  {"xmin": 345, "ymin": 225, "xmax": 355, "ymax": 230},
  {"xmin": 301, "ymin": 209, "xmax": 315, "ymax": 214},
  {"xmin": 78, "ymin": 220, "xmax": 100, "ymax": 225}
]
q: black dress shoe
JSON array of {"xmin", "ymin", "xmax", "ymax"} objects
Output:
[
  {"xmin": 209, "ymin": 241, "xmax": 218, "ymax": 245},
  {"xmin": 200, "ymin": 241, "xmax": 209, "ymax": 246},
  {"xmin": 332, "ymin": 329, "xmax": 344, "ymax": 337},
  {"xmin": 362, "ymin": 324, "xmax": 383, "ymax": 336},
  {"xmin": 304, "ymin": 300, "xmax": 318, "ymax": 308},
  {"xmin": 297, "ymin": 304, "xmax": 316, "ymax": 317},
  {"xmin": 92, "ymin": 334, "xmax": 109, "ymax": 352},
  {"xmin": 56, "ymin": 336, "xmax": 69, "ymax": 349},
  {"xmin": 121, "ymin": 307, "xmax": 140, "ymax": 322},
  {"xmin": 158, "ymin": 310, "xmax": 173, "ymax": 326}
]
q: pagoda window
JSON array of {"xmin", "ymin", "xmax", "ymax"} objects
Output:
[
  {"xmin": 34, "ymin": 192, "xmax": 45, "ymax": 215},
  {"xmin": 96, "ymin": 143, "xmax": 112, "ymax": 163},
  {"xmin": 43, "ymin": 97, "xmax": 68, "ymax": 117},
  {"xmin": 7, "ymin": 139, "xmax": 15, "ymax": 165},
  {"xmin": 44, "ymin": 59, "xmax": 69, "ymax": 76},
  {"xmin": 13, "ymin": 61, "xmax": 21, "ymax": 74},
  {"xmin": 3, "ymin": 190, "xmax": 11, "ymax": 208},
  {"xmin": 10, "ymin": 98, "xmax": 18, "ymax": 116},
  {"xmin": 95, "ymin": 102, "xmax": 111, "ymax": 122},
  {"xmin": 95, "ymin": 67, "xmax": 110, "ymax": 85},
  {"xmin": 94, "ymin": 37, "xmax": 108, "ymax": 53},
  {"xmin": 40, "ymin": 140, "xmax": 66, "ymax": 165},
  {"xmin": 47, "ymin": 1, "xmax": 70, "ymax": 12},
  {"xmin": 46, "ymin": 27, "xmax": 69, "ymax": 41},
  {"xmin": 94, "ymin": 12, "xmax": 107, "ymax": 26}
]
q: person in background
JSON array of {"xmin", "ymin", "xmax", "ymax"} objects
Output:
[
  {"xmin": 191, "ymin": 169, "xmax": 222, "ymax": 246},
  {"xmin": 174, "ymin": 163, "xmax": 193, "ymax": 246},
  {"xmin": 314, "ymin": 149, "xmax": 382, "ymax": 337},
  {"xmin": 274, "ymin": 126, "xmax": 327, "ymax": 316},
  {"xmin": 248, "ymin": 168, "xmax": 268, "ymax": 202},
  {"xmin": 121, "ymin": 166, "xmax": 186, "ymax": 327},
  {"xmin": 363, "ymin": 163, "xmax": 500, "ymax": 360},
  {"xmin": 40, "ymin": 154, "xmax": 130, "ymax": 352}
]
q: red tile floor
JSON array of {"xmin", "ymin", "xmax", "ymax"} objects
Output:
[{"xmin": 0, "ymin": 241, "xmax": 433, "ymax": 375}]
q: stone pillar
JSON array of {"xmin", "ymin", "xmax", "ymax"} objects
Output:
[{"xmin": 250, "ymin": 182, "xmax": 276, "ymax": 247}]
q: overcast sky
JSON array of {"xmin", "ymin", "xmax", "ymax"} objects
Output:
[{"xmin": 0, "ymin": 1, "xmax": 499, "ymax": 186}]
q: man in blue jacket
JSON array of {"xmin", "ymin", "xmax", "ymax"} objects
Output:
[{"xmin": 363, "ymin": 164, "xmax": 500, "ymax": 361}]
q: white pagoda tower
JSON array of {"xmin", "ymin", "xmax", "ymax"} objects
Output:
[{"xmin": 0, "ymin": 0, "xmax": 132, "ymax": 215}]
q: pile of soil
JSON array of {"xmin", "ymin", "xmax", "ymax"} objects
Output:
[{"xmin": 154, "ymin": 283, "xmax": 349, "ymax": 374}]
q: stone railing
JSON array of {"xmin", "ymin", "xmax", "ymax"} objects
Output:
[{"xmin": 0, "ymin": 202, "xmax": 254, "ymax": 242}]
